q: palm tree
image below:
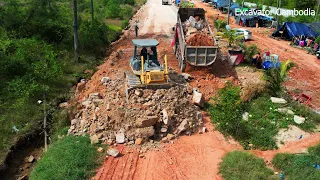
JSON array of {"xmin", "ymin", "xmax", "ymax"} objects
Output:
[{"xmin": 217, "ymin": 29, "xmax": 244, "ymax": 47}]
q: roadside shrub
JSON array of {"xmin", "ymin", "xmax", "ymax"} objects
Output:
[
  {"xmin": 213, "ymin": 19, "xmax": 227, "ymax": 32},
  {"xmin": 30, "ymin": 136, "xmax": 98, "ymax": 180},
  {"xmin": 121, "ymin": 19, "xmax": 130, "ymax": 29},
  {"xmin": 239, "ymin": 43, "xmax": 259, "ymax": 63},
  {"xmin": 264, "ymin": 60, "xmax": 293, "ymax": 96},
  {"xmin": 207, "ymin": 82, "xmax": 250, "ymax": 141},
  {"xmin": 120, "ymin": 4, "xmax": 133, "ymax": 19},
  {"xmin": 219, "ymin": 151, "xmax": 273, "ymax": 180},
  {"xmin": 272, "ymin": 144, "xmax": 320, "ymax": 180}
]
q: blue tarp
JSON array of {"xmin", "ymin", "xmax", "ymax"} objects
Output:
[
  {"xmin": 216, "ymin": 0, "xmax": 229, "ymax": 8},
  {"xmin": 230, "ymin": 3, "xmax": 241, "ymax": 10},
  {"xmin": 272, "ymin": 22, "xmax": 318, "ymax": 39}
]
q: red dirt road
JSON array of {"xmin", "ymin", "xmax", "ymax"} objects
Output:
[{"xmin": 94, "ymin": 116, "xmax": 241, "ymax": 180}]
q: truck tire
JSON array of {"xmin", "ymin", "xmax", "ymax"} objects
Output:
[{"xmin": 180, "ymin": 62, "xmax": 186, "ymax": 72}]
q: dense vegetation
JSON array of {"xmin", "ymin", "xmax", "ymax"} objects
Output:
[
  {"xmin": 219, "ymin": 151, "xmax": 274, "ymax": 180},
  {"xmin": 272, "ymin": 144, "xmax": 320, "ymax": 180},
  {"xmin": 0, "ymin": 0, "xmax": 144, "ymax": 165},
  {"xmin": 29, "ymin": 135, "xmax": 98, "ymax": 180}
]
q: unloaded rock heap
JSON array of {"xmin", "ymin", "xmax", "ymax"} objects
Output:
[
  {"xmin": 183, "ymin": 16, "xmax": 214, "ymax": 46},
  {"xmin": 68, "ymin": 78, "xmax": 204, "ymax": 145}
]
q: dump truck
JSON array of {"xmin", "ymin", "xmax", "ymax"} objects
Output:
[{"xmin": 173, "ymin": 8, "xmax": 219, "ymax": 72}]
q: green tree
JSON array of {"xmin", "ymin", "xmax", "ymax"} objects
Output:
[{"xmin": 79, "ymin": 20, "xmax": 109, "ymax": 56}]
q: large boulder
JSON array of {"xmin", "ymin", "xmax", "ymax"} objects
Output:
[
  {"xmin": 107, "ymin": 148, "xmax": 120, "ymax": 157},
  {"xmin": 192, "ymin": 91, "xmax": 205, "ymax": 107},
  {"xmin": 177, "ymin": 120, "xmax": 189, "ymax": 134},
  {"xmin": 271, "ymin": 97, "xmax": 287, "ymax": 104},
  {"xmin": 89, "ymin": 92, "xmax": 102, "ymax": 100},
  {"xmin": 115, "ymin": 133, "xmax": 125, "ymax": 144},
  {"xmin": 162, "ymin": 109, "xmax": 171, "ymax": 125},
  {"xmin": 135, "ymin": 126, "xmax": 155, "ymax": 138},
  {"xmin": 294, "ymin": 115, "xmax": 305, "ymax": 124},
  {"xmin": 136, "ymin": 116, "xmax": 158, "ymax": 128},
  {"xmin": 277, "ymin": 108, "xmax": 294, "ymax": 115}
]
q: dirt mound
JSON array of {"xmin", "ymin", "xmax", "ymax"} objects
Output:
[
  {"xmin": 186, "ymin": 33, "xmax": 214, "ymax": 46},
  {"xmin": 68, "ymin": 80, "xmax": 203, "ymax": 145}
]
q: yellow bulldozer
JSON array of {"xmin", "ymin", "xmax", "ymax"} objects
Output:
[{"xmin": 125, "ymin": 39, "xmax": 172, "ymax": 101}]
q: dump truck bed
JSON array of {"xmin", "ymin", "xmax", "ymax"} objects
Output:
[{"xmin": 174, "ymin": 8, "xmax": 219, "ymax": 71}]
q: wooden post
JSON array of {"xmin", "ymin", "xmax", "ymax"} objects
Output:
[
  {"xmin": 43, "ymin": 94, "xmax": 47, "ymax": 152},
  {"xmin": 91, "ymin": 0, "xmax": 94, "ymax": 21},
  {"xmin": 73, "ymin": 0, "xmax": 79, "ymax": 61}
]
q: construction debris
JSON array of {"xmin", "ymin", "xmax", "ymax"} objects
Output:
[{"xmin": 68, "ymin": 79, "xmax": 203, "ymax": 145}]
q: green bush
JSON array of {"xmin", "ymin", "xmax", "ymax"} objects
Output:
[
  {"xmin": 264, "ymin": 60, "xmax": 293, "ymax": 96},
  {"xmin": 30, "ymin": 136, "xmax": 98, "ymax": 180},
  {"xmin": 213, "ymin": 19, "xmax": 227, "ymax": 32},
  {"xmin": 105, "ymin": 0, "xmax": 121, "ymax": 19},
  {"xmin": 207, "ymin": 82, "xmax": 251, "ymax": 141},
  {"xmin": 120, "ymin": 4, "xmax": 133, "ymax": 20},
  {"xmin": 121, "ymin": 19, "xmax": 130, "ymax": 29},
  {"xmin": 239, "ymin": 43, "xmax": 259, "ymax": 63},
  {"xmin": 219, "ymin": 151, "xmax": 273, "ymax": 180},
  {"xmin": 79, "ymin": 19, "xmax": 109, "ymax": 57},
  {"xmin": 272, "ymin": 144, "xmax": 320, "ymax": 180}
]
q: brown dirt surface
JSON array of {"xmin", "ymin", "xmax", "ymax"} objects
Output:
[
  {"xmin": 186, "ymin": 33, "xmax": 214, "ymax": 46},
  {"xmin": 94, "ymin": 116, "xmax": 242, "ymax": 180}
]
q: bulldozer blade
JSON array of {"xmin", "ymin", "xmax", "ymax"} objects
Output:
[{"xmin": 124, "ymin": 71, "xmax": 180, "ymax": 103}]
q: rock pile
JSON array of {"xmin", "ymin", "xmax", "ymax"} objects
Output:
[{"xmin": 68, "ymin": 78, "xmax": 204, "ymax": 145}]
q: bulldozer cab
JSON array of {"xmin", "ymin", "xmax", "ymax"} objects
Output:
[{"xmin": 131, "ymin": 39, "xmax": 162, "ymax": 74}]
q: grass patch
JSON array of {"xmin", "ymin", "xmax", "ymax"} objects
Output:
[
  {"xmin": 272, "ymin": 144, "xmax": 320, "ymax": 180},
  {"xmin": 108, "ymin": 24, "xmax": 122, "ymax": 32},
  {"xmin": 219, "ymin": 151, "xmax": 273, "ymax": 180},
  {"xmin": 30, "ymin": 135, "xmax": 98, "ymax": 180},
  {"xmin": 207, "ymin": 83, "xmax": 320, "ymax": 150}
]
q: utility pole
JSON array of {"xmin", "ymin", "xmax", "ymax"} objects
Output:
[
  {"xmin": 43, "ymin": 94, "xmax": 47, "ymax": 152},
  {"xmin": 227, "ymin": 0, "xmax": 232, "ymax": 25},
  {"xmin": 242, "ymin": 0, "xmax": 244, "ymax": 8},
  {"xmin": 91, "ymin": 0, "xmax": 94, "ymax": 21},
  {"xmin": 73, "ymin": 0, "xmax": 79, "ymax": 61}
]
